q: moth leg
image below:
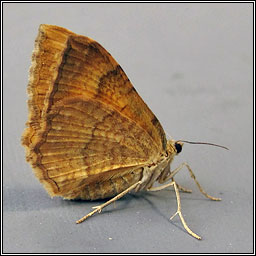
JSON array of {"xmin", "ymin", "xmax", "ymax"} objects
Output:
[
  {"xmin": 173, "ymin": 178, "xmax": 192, "ymax": 193},
  {"xmin": 160, "ymin": 162, "xmax": 221, "ymax": 201},
  {"xmin": 76, "ymin": 181, "xmax": 142, "ymax": 224},
  {"xmin": 148, "ymin": 180, "xmax": 201, "ymax": 240}
]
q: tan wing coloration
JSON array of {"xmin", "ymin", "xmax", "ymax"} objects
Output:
[
  {"xmin": 29, "ymin": 97, "xmax": 158, "ymax": 197},
  {"xmin": 22, "ymin": 24, "xmax": 167, "ymax": 198}
]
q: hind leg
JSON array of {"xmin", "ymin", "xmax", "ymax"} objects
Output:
[{"xmin": 76, "ymin": 180, "xmax": 142, "ymax": 224}]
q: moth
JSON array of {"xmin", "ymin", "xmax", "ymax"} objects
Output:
[{"xmin": 22, "ymin": 24, "xmax": 227, "ymax": 240}]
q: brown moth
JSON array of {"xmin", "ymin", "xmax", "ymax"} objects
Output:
[{"xmin": 22, "ymin": 24, "xmax": 226, "ymax": 240}]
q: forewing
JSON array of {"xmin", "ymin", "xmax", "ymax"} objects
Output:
[{"xmin": 22, "ymin": 24, "xmax": 166, "ymax": 153}]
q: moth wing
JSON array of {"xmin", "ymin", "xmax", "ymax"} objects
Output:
[
  {"xmin": 22, "ymin": 24, "xmax": 167, "ymax": 154},
  {"xmin": 28, "ymin": 97, "xmax": 159, "ymax": 198}
]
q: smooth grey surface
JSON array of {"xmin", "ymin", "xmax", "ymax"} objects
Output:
[{"xmin": 3, "ymin": 3, "xmax": 253, "ymax": 253}]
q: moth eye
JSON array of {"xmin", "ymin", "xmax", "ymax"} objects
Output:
[{"xmin": 175, "ymin": 143, "xmax": 182, "ymax": 154}]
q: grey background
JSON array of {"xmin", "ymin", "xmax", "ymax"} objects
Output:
[{"xmin": 3, "ymin": 3, "xmax": 253, "ymax": 254}]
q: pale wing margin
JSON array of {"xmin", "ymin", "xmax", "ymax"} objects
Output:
[{"xmin": 22, "ymin": 24, "xmax": 76, "ymax": 148}]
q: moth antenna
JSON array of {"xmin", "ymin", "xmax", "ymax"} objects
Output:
[{"xmin": 177, "ymin": 140, "xmax": 229, "ymax": 150}]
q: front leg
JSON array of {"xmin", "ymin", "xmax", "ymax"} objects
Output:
[{"xmin": 159, "ymin": 162, "xmax": 221, "ymax": 201}]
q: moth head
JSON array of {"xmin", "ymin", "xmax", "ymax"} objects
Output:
[
  {"xmin": 166, "ymin": 140, "xmax": 183, "ymax": 155},
  {"xmin": 174, "ymin": 141, "xmax": 183, "ymax": 154}
]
